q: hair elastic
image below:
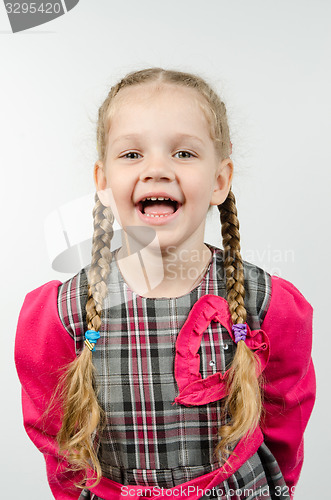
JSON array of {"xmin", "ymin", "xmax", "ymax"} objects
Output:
[
  {"xmin": 232, "ymin": 323, "xmax": 247, "ymax": 343},
  {"xmin": 84, "ymin": 330, "xmax": 100, "ymax": 352}
]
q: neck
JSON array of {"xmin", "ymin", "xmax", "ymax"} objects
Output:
[{"xmin": 115, "ymin": 235, "xmax": 213, "ymax": 298}]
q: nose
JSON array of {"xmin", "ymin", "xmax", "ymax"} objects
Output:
[{"xmin": 139, "ymin": 155, "xmax": 175, "ymax": 182}]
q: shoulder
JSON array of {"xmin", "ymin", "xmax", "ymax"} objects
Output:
[
  {"xmin": 267, "ymin": 274, "xmax": 313, "ymax": 314},
  {"xmin": 262, "ymin": 274, "xmax": 313, "ymax": 355},
  {"xmin": 211, "ymin": 244, "xmax": 313, "ymax": 337},
  {"xmin": 16, "ymin": 279, "xmax": 63, "ymax": 328},
  {"xmin": 15, "ymin": 265, "xmax": 90, "ymax": 365},
  {"xmin": 15, "ymin": 279, "xmax": 77, "ymax": 380},
  {"xmin": 243, "ymin": 263, "xmax": 313, "ymax": 334},
  {"xmin": 263, "ymin": 274, "xmax": 313, "ymax": 330},
  {"xmin": 242, "ymin": 264, "xmax": 313, "ymax": 355}
]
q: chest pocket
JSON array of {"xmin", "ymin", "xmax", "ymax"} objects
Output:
[{"xmin": 198, "ymin": 322, "xmax": 235, "ymax": 378}]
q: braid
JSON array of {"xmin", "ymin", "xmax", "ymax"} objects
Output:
[
  {"xmin": 57, "ymin": 193, "xmax": 114, "ymax": 485},
  {"xmin": 86, "ymin": 193, "xmax": 114, "ymax": 330},
  {"xmin": 215, "ymin": 189, "xmax": 262, "ymax": 460},
  {"xmin": 219, "ymin": 190, "xmax": 246, "ymax": 323}
]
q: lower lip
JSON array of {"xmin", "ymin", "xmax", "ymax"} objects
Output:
[{"xmin": 135, "ymin": 205, "xmax": 182, "ymax": 225}]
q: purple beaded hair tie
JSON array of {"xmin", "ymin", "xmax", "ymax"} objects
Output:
[{"xmin": 232, "ymin": 323, "xmax": 247, "ymax": 343}]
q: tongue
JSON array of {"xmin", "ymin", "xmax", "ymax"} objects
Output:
[{"xmin": 144, "ymin": 202, "xmax": 175, "ymax": 215}]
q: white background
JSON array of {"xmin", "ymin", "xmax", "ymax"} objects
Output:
[{"xmin": 1, "ymin": 0, "xmax": 330, "ymax": 498}]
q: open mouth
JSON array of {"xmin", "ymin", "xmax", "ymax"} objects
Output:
[{"xmin": 137, "ymin": 196, "xmax": 180, "ymax": 217}]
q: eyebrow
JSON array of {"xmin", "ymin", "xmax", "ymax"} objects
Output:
[
  {"xmin": 111, "ymin": 134, "xmax": 142, "ymax": 145},
  {"xmin": 111, "ymin": 133, "xmax": 205, "ymax": 147},
  {"xmin": 172, "ymin": 133, "xmax": 205, "ymax": 146}
]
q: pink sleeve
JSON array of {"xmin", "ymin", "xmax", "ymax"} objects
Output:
[
  {"xmin": 15, "ymin": 280, "xmax": 84, "ymax": 499},
  {"xmin": 260, "ymin": 275, "xmax": 316, "ymax": 497}
]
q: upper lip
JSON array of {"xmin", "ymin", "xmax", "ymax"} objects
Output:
[{"xmin": 135, "ymin": 192, "xmax": 183, "ymax": 204}]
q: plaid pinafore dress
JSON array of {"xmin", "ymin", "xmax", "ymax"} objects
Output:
[{"xmin": 58, "ymin": 244, "xmax": 290, "ymax": 500}]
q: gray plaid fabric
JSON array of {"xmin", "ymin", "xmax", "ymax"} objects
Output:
[{"xmin": 59, "ymin": 244, "xmax": 289, "ymax": 499}]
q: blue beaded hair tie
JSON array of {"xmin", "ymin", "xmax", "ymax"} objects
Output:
[
  {"xmin": 232, "ymin": 323, "xmax": 247, "ymax": 343},
  {"xmin": 84, "ymin": 330, "xmax": 100, "ymax": 352}
]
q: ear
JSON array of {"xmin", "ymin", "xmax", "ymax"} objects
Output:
[
  {"xmin": 210, "ymin": 158, "xmax": 233, "ymax": 206},
  {"xmin": 94, "ymin": 161, "xmax": 110, "ymax": 206},
  {"xmin": 93, "ymin": 161, "xmax": 122, "ymax": 223}
]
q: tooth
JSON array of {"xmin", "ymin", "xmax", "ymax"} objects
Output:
[
  {"xmin": 142, "ymin": 196, "xmax": 174, "ymax": 202},
  {"xmin": 144, "ymin": 213, "xmax": 172, "ymax": 218}
]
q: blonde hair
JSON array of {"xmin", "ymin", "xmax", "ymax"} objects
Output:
[{"xmin": 57, "ymin": 67, "xmax": 262, "ymax": 484}]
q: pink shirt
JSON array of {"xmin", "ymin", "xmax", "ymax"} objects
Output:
[{"xmin": 15, "ymin": 275, "xmax": 315, "ymax": 499}]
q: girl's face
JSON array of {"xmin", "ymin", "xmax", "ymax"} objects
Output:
[{"xmin": 94, "ymin": 83, "xmax": 233, "ymax": 252}]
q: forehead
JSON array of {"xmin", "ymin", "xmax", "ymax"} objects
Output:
[
  {"xmin": 106, "ymin": 82, "xmax": 211, "ymax": 133},
  {"xmin": 112, "ymin": 81, "xmax": 205, "ymax": 107}
]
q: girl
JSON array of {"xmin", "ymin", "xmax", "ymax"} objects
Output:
[{"xmin": 15, "ymin": 68, "xmax": 315, "ymax": 500}]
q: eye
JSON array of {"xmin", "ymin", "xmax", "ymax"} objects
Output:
[
  {"xmin": 174, "ymin": 151, "xmax": 195, "ymax": 159},
  {"xmin": 121, "ymin": 152, "xmax": 141, "ymax": 159}
]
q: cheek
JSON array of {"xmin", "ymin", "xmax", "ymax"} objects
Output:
[
  {"xmin": 107, "ymin": 172, "xmax": 131, "ymax": 198},
  {"xmin": 186, "ymin": 172, "xmax": 214, "ymax": 197},
  {"xmin": 109, "ymin": 181, "xmax": 135, "ymax": 223}
]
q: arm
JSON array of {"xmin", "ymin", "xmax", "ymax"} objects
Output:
[
  {"xmin": 15, "ymin": 280, "xmax": 84, "ymax": 499},
  {"xmin": 260, "ymin": 275, "xmax": 316, "ymax": 497}
]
